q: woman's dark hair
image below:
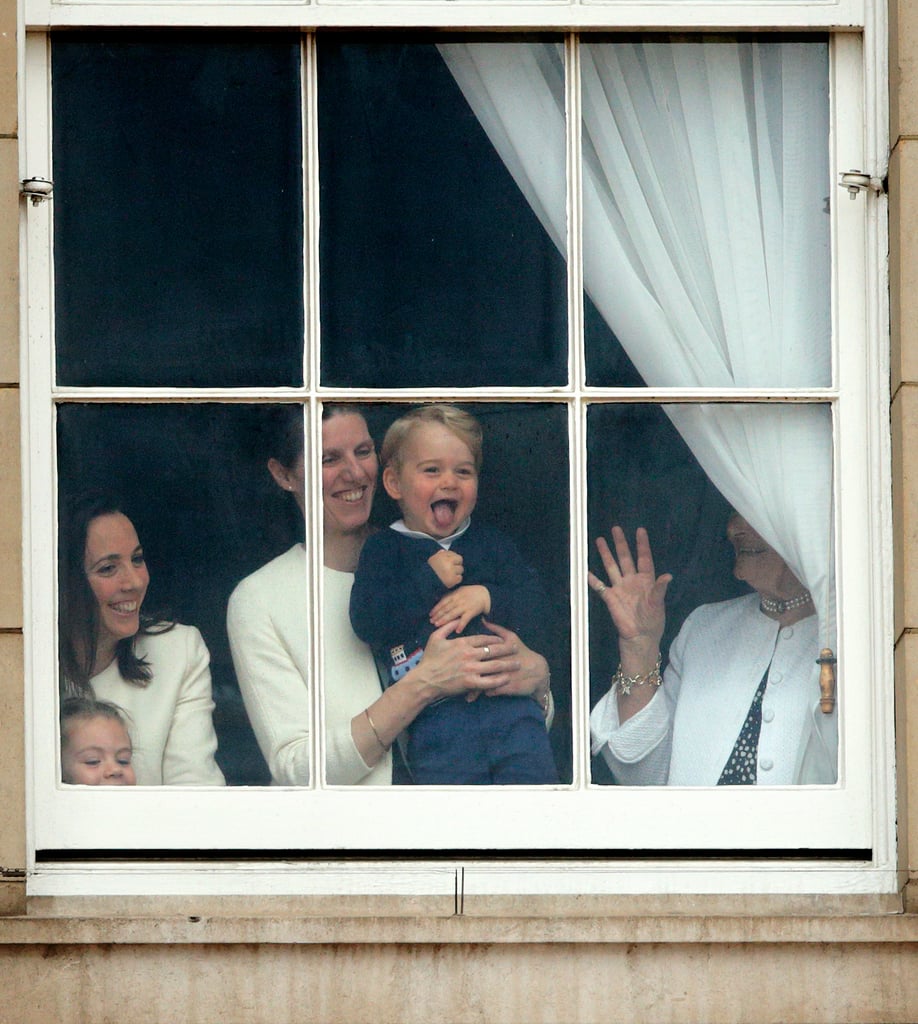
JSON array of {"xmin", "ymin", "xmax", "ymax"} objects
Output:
[
  {"xmin": 59, "ymin": 492, "xmax": 171, "ymax": 698},
  {"xmin": 262, "ymin": 404, "xmax": 365, "ymax": 470},
  {"xmin": 262, "ymin": 405, "xmax": 305, "ymax": 470}
]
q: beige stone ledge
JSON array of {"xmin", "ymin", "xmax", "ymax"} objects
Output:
[
  {"xmin": 1, "ymin": 909, "xmax": 916, "ymax": 946},
  {"xmin": 21, "ymin": 889, "xmax": 903, "ymax": 922}
]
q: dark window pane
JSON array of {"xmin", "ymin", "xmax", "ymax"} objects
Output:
[
  {"xmin": 318, "ymin": 38, "xmax": 568, "ymax": 388},
  {"xmin": 56, "ymin": 403, "xmax": 302, "ymax": 785},
  {"xmin": 52, "ymin": 34, "xmax": 304, "ymax": 388}
]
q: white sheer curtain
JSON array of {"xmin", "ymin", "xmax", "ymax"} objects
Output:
[{"xmin": 438, "ymin": 39, "xmax": 835, "ymax": 639}]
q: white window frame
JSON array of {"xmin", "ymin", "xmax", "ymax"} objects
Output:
[{"xmin": 18, "ymin": 4, "xmax": 895, "ymax": 897}]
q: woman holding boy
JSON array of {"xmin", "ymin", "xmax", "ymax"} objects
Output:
[{"xmin": 227, "ymin": 405, "xmax": 552, "ymax": 786}]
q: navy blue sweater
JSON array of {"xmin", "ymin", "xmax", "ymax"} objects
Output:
[{"xmin": 349, "ymin": 521, "xmax": 550, "ymax": 673}]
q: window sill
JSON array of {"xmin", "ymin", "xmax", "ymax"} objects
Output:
[{"xmin": 1, "ymin": 892, "xmax": 909, "ymax": 947}]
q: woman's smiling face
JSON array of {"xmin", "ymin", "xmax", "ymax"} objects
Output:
[
  {"xmin": 84, "ymin": 512, "xmax": 149, "ymax": 662},
  {"xmin": 727, "ymin": 514, "xmax": 802, "ymax": 599},
  {"xmin": 321, "ymin": 412, "xmax": 379, "ymax": 540}
]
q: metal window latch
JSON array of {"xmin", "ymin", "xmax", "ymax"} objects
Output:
[
  {"xmin": 838, "ymin": 170, "xmax": 884, "ymax": 200},
  {"xmin": 20, "ymin": 177, "xmax": 53, "ymax": 205}
]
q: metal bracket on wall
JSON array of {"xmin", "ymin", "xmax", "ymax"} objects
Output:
[
  {"xmin": 838, "ymin": 170, "xmax": 885, "ymax": 199},
  {"xmin": 20, "ymin": 177, "xmax": 54, "ymax": 206}
]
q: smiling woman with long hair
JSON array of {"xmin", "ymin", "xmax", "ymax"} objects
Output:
[{"xmin": 59, "ymin": 492, "xmax": 224, "ymax": 785}]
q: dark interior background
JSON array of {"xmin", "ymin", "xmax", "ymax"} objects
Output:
[
  {"xmin": 52, "ymin": 33, "xmax": 304, "ymax": 388},
  {"xmin": 52, "ymin": 32, "xmax": 745, "ymax": 787}
]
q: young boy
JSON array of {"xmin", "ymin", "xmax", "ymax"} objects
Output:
[
  {"xmin": 61, "ymin": 697, "xmax": 136, "ymax": 785},
  {"xmin": 349, "ymin": 404, "xmax": 558, "ymax": 785}
]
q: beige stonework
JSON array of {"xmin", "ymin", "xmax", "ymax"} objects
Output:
[
  {"xmin": 890, "ymin": 140, "xmax": 918, "ymax": 393},
  {"xmin": 0, "ymin": 388, "xmax": 20, "ymax": 629},
  {"xmin": 0, "ymin": 138, "xmax": 18, "ymax": 385},
  {"xmin": 893, "ymin": 386, "xmax": 918, "ymax": 641},
  {"xmin": 897, "ymin": 631, "xmax": 918, "ymax": 885},
  {"xmin": 892, "ymin": 0, "xmax": 918, "ymax": 143},
  {"xmin": 0, "ymin": 0, "xmax": 13, "ymax": 139},
  {"xmin": 2, "ymin": 935, "xmax": 918, "ymax": 1024},
  {"xmin": 0, "ymin": 632, "xmax": 24, "ymax": 877}
]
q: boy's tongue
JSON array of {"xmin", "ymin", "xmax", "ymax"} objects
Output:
[{"xmin": 432, "ymin": 500, "xmax": 455, "ymax": 529}]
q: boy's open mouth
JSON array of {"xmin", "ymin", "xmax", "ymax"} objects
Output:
[{"xmin": 431, "ymin": 499, "xmax": 458, "ymax": 529}]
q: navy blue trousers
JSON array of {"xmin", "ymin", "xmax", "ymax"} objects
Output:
[{"xmin": 406, "ymin": 694, "xmax": 558, "ymax": 785}]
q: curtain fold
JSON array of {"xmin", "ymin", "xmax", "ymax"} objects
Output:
[{"xmin": 438, "ymin": 38, "xmax": 835, "ymax": 643}]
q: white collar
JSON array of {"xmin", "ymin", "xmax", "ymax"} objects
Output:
[{"xmin": 390, "ymin": 516, "xmax": 472, "ymax": 549}]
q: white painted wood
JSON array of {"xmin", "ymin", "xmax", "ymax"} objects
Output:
[
  {"xmin": 23, "ymin": 2, "xmax": 866, "ymax": 33},
  {"xmin": 19, "ymin": 21, "xmax": 894, "ymax": 896}
]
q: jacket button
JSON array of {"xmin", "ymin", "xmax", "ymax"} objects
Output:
[{"xmin": 759, "ymin": 757, "xmax": 774, "ymax": 771}]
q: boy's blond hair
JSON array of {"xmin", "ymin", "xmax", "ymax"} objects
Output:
[{"xmin": 381, "ymin": 405, "xmax": 483, "ymax": 472}]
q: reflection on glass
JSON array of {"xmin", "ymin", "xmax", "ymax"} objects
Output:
[
  {"xmin": 318, "ymin": 38, "xmax": 568, "ymax": 388},
  {"xmin": 318, "ymin": 403, "xmax": 571, "ymax": 786},
  {"xmin": 52, "ymin": 34, "xmax": 304, "ymax": 387},
  {"xmin": 587, "ymin": 403, "xmax": 836, "ymax": 786}
]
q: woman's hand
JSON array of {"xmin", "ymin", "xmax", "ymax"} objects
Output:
[
  {"xmin": 358, "ymin": 620, "xmax": 551, "ymax": 765},
  {"xmin": 404, "ymin": 619, "xmax": 548, "ymax": 704},
  {"xmin": 473, "ymin": 621, "xmax": 549, "ymax": 702},
  {"xmin": 588, "ymin": 526, "xmax": 671, "ymax": 673},
  {"xmin": 411, "ymin": 619, "xmax": 511, "ymax": 699}
]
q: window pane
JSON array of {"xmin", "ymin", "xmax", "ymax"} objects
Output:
[
  {"xmin": 56, "ymin": 403, "xmax": 301, "ymax": 785},
  {"xmin": 52, "ymin": 34, "xmax": 304, "ymax": 388},
  {"xmin": 582, "ymin": 38, "xmax": 831, "ymax": 387},
  {"xmin": 318, "ymin": 38, "xmax": 568, "ymax": 389},
  {"xmin": 327, "ymin": 402, "xmax": 572, "ymax": 785},
  {"xmin": 587, "ymin": 402, "xmax": 836, "ymax": 786}
]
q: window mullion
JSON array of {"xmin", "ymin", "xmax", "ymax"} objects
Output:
[
  {"xmin": 565, "ymin": 32, "xmax": 589, "ymax": 789},
  {"xmin": 304, "ymin": 31, "xmax": 324, "ymax": 789}
]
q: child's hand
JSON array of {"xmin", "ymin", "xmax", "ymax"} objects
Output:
[
  {"xmin": 430, "ymin": 585, "xmax": 491, "ymax": 633},
  {"xmin": 428, "ymin": 549, "xmax": 464, "ymax": 589}
]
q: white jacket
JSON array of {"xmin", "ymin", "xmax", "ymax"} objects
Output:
[
  {"xmin": 227, "ymin": 545, "xmax": 391, "ymax": 786},
  {"xmin": 90, "ymin": 624, "xmax": 225, "ymax": 786},
  {"xmin": 590, "ymin": 593, "xmax": 837, "ymax": 786}
]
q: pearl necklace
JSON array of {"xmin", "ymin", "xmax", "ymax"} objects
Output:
[{"xmin": 759, "ymin": 590, "xmax": 813, "ymax": 616}]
